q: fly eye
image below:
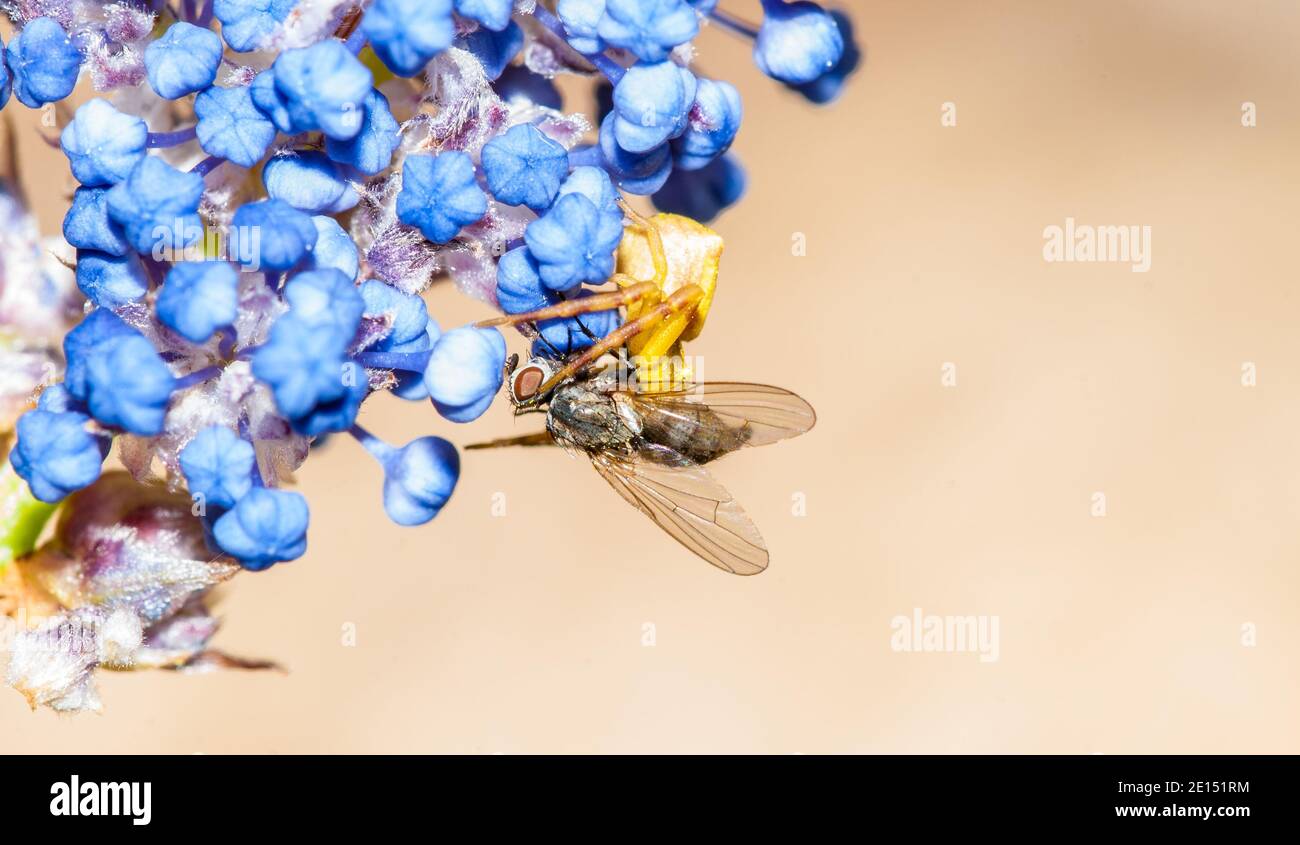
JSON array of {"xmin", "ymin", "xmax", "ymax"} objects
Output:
[{"xmin": 512, "ymin": 366, "xmax": 545, "ymax": 402}]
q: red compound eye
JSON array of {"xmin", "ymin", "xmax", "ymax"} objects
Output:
[{"xmin": 513, "ymin": 365, "xmax": 545, "ymax": 401}]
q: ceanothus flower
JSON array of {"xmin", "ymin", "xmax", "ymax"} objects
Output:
[
  {"xmin": 9, "ymin": 390, "xmax": 109, "ymax": 504},
  {"xmin": 263, "ymin": 151, "xmax": 360, "ymax": 215},
  {"xmin": 525, "ymin": 192, "xmax": 624, "ymax": 290},
  {"xmin": 397, "ymin": 152, "xmax": 488, "ymax": 244},
  {"xmin": 786, "ymin": 10, "xmax": 861, "ymax": 104},
  {"xmin": 381, "ymin": 436, "xmax": 460, "ymax": 525},
  {"xmin": 535, "ymin": 291, "xmax": 621, "ymax": 355},
  {"xmin": 63, "ymin": 187, "xmax": 130, "ymax": 256},
  {"xmin": 144, "ymin": 22, "xmax": 224, "ymax": 100},
  {"xmin": 455, "ymin": 0, "xmax": 514, "ymax": 32},
  {"xmin": 597, "ymin": 0, "xmax": 700, "ymax": 63},
  {"xmin": 6, "ymin": 17, "xmax": 82, "ymax": 108},
  {"xmin": 212, "ymin": 487, "xmax": 310, "ymax": 570},
  {"xmin": 753, "ymin": 0, "xmax": 846, "ymax": 84},
  {"xmin": 673, "ymin": 78, "xmax": 743, "ymax": 170},
  {"xmin": 307, "ymin": 216, "xmax": 360, "ymax": 279},
  {"xmin": 105, "ymin": 157, "xmax": 205, "ymax": 254},
  {"xmin": 496, "ymin": 245, "xmax": 557, "ymax": 315},
  {"xmin": 179, "ymin": 425, "xmax": 255, "ymax": 511},
  {"xmin": 74, "ymin": 250, "xmax": 147, "ymax": 310},
  {"xmin": 323, "ymin": 90, "xmax": 401, "ymax": 175},
  {"xmin": 611, "ymin": 61, "xmax": 697, "ymax": 153},
  {"xmin": 0, "ymin": 35, "xmax": 10, "ymax": 110},
  {"xmin": 62, "ymin": 310, "xmax": 134, "ymax": 401},
  {"xmin": 653, "ymin": 152, "xmax": 747, "ymax": 223},
  {"xmin": 267, "ymin": 41, "xmax": 374, "ymax": 140},
  {"xmin": 281, "ymin": 269, "xmax": 366, "ymax": 342},
  {"xmin": 423, "ymin": 326, "xmax": 507, "ymax": 423},
  {"xmin": 360, "ymin": 280, "xmax": 430, "ymax": 351},
  {"xmin": 213, "ymin": 0, "xmax": 297, "ymax": 52},
  {"xmin": 481, "ymin": 124, "xmax": 570, "ymax": 211},
  {"xmin": 556, "ymin": 0, "xmax": 606, "ymax": 54},
  {"xmin": 597, "ymin": 114, "xmax": 674, "ymax": 195},
  {"xmin": 195, "ymin": 84, "xmax": 278, "ymax": 168},
  {"xmin": 60, "ymin": 99, "xmax": 148, "ymax": 187},
  {"xmin": 363, "ymin": 0, "xmax": 456, "ymax": 77},
  {"xmin": 74, "ymin": 329, "xmax": 177, "ymax": 436},
  {"xmin": 231, "ymin": 200, "xmax": 319, "ymax": 271},
  {"xmin": 155, "ymin": 261, "xmax": 240, "ymax": 344}
]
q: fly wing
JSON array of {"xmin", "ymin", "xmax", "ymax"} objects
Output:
[
  {"xmin": 626, "ymin": 382, "xmax": 816, "ymax": 450},
  {"xmin": 590, "ymin": 445, "xmax": 769, "ymax": 575}
]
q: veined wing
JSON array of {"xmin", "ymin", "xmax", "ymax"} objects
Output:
[
  {"xmin": 590, "ymin": 444, "xmax": 769, "ymax": 575},
  {"xmin": 626, "ymin": 382, "xmax": 816, "ymax": 450}
]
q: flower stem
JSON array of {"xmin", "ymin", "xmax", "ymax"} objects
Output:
[
  {"xmin": 147, "ymin": 127, "xmax": 199, "ymax": 148},
  {"xmin": 353, "ymin": 349, "xmax": 432, "ymax": 373},
  {"xmin": 0, "ymin": 463, "xmax": 56, "ymax": 577}
]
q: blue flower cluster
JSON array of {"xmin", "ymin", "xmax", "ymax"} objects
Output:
[{"xmin": 3, "ymin": 1, "xmax": 855, "ymax": 572}]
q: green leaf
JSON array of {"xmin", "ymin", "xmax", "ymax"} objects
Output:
[{"xmin": 0, "ymin": 463, "xmax": 56, "ymax": 576}]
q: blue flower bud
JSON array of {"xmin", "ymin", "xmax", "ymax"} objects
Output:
[
  {"xmin": 60, "ymin": 99, "xmax": 148, "ymax": 187},
  {"xmin": 455, "ymin": 0, "xmax": 514, "ymax": 32},
  {"xmin": 213, "ymin": 0, "xmax": 297, "ymax": 52},
  {"xmin": 598, "ymin": 0, "xmax": 699, "ymax": 63},
  {"xmin": 785, "ymin": 10, "xmax": 859, "ymax": 104},
  {"xmin": 556, "ymin": 0, "xmax": 606, "ymax": 54},
  {"xmin": 231, "ymin": 199, "xmax": 319, "ymax": 271},
  {"xmin": 458, "ymin": 20, "xmax": 524, "ymax": 80},
  {"xmin": 597, "ymin": 114, "xmax": 673, "ymax": 195},
  {"xmin": 0, "ymin": 35, "xmax": 10, "ymax": 110},
  {"xmin": 282, "ymin": 268, "xmax": 365, "ymax": 343},
  {"xmin": 323, "ymin": 90, "xmax": 400, "ymax": 175},
  {"xmin": 362, "ymin": 0, "xmax": 455, "ymax": 77},
  {"xmin": 250, "ymin": 312, "xmax": 356, "ymax": 421},
  {"xmin": 672, "ymin": 78, "xmax": 742, "ymax": 170},
  {"xmin": 307, "ymin": 215, "xmax": 360, "ymax": 279},
  {"xmin": 63, "ymin": 310, "xmax": 134, "ymax": 401},
  {"xmin": 423, "ymin": 326, "xmax": 506, "ymax": 422},
  {"xmin": 179, "ymin": 425, "xmax": 255, "ymax": 511},
  {"xmin": 381, "ymin": 436, "xmax": 460, "ymax": 525},
  {"xmin": 156, "ymin": 261, "xmax": 240, "ymax": 343},
  {"xmin": 249, "ymin": 70, "xmax": 293, "ymax": 132},
  {"xmin": 81, "ymin": 331, "xmax": 177, "ymax": 435},
  {"xmin": 536, "ymin": 290, "xmax": 620, "ymax": 353},
  {"xmin": 212, "ymin": 487, "xmax": 310, "ymax": 570},
  {"xmin": 75, "ymin": 250, "xmax": 148, "ymax": 310},
  {"xmin": 6, "ymin": 17, "xmax": 82, "ymax": 108},
  {"xmin": 106, "ymin": 156, "xmax": 206, "ymax": 255},
  {"xmin": 558, "ymin": 165, "xmax": 621, "ymax": 215},
  {"xmin": 10, "ymin": 407, "xmax": 108, "ymax": 503},
  {"xmin": 289, "ymin": 369, "xmax": 368, "ymax": 436},
  {"xmin": 263, "ymin": 151, "xmax": 359, "ymax": 215},
  {"xmin": 360, "ymin": 280, "xmax": 430, "ymax": 350},
  {"xmin": 397, "ymin": 151, "xmax": 488, "ymax": 244},
  {"xmin": 753, "ymin": 0, "xmax": 845, "ymax": 85},
  {"xmin": 270, "ymin": 40, "xmax": 373, "ymax": 140},
  {"xmin": 525, "ymin": 192, "xmax": 624, "ymax": 290},
  {"xmin": 496, "ymin": 245, "xmax": 558, "ymax": 314},
  {"xmin": 195, "ymin": 84, "xmax": 278, "ymax": 168},
  {"xmin": 652, "ymin": 152, "xmax": 746, "ymax": 223},
  {"xmin": 63, "ymin": 187, "xmax": 130, "ymax": 256},
  {"xmin": 144, "ymin": 22, "xmax": 223, "ymax": 100},
  {"xmin": 612, "ymin": 61, "xmax": 696, "ymax": 153},
  {"xmin": 495, "ymin": 65, "xmax": 562, "ymax": 111},
  {"xmin": 481, "ymin": 123, "xmax": 569, "ymax": 211}
]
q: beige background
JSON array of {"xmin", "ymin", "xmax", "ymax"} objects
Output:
[{"xmin": 4, "ymin": 0, "xmax": 1300, "ymax": 752}]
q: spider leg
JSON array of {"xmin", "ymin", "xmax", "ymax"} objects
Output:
[
  {"xmin": 475, "ymin": 281, "xmax": 659, "ymax": 328},
  {"xmin": 532, "ymin": 283, "xmax": 706, "ymax": 398}
]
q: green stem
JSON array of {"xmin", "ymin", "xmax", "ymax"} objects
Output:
[{"xmin": 0, "ymin": 462, "xmax": 56, "ymax": 576}]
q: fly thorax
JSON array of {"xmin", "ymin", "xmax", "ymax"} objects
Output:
[{"xmin": 546, "ymin": 383, "xmax": 635, "ymax": 452}]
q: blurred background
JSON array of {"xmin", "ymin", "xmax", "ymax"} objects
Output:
[{"xmin": 4, "ymin": 0, "xmax": 1300, "ymax": 753}]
